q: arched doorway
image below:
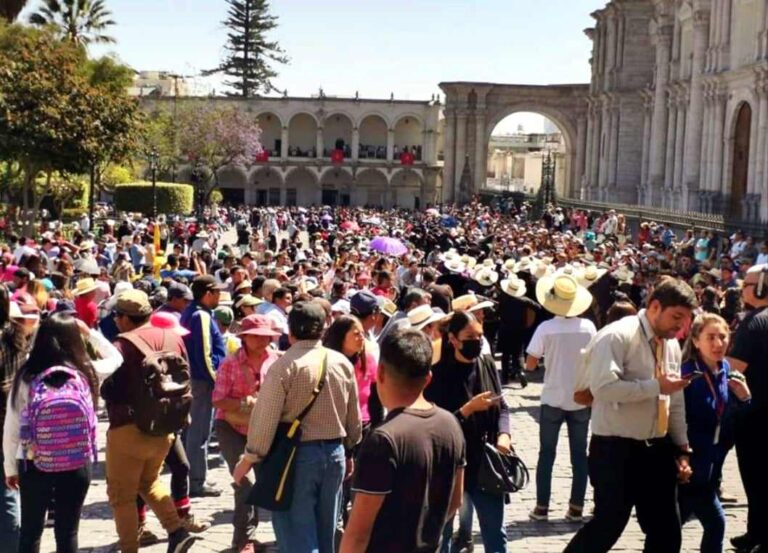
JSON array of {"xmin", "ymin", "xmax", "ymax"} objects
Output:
[
  {"xmin": 288, "ymin": 113, "xmax": 318, "ymax": 158},
  {"xmin": 730, "ymin": 102, "xmax": 751, "ymax": 218},
  {"xmin": 251, "ymin": 167, "xmax": 282, "ymax": 206},
  {"xmin": 356, "ymin": 169, "xmax": 388, "ymax": 207},
  {"xmin": 486, "ymin": 112, "xmax": 568, "ymax": 197},
  {"xmin": 359, "ymin": 114, "xmax": 388, "ymax": 159},
  {"xmin": 323, "ymin": 113, "xmax": 353, "ymax": 158},
  {"xmin": 394, "ymin": 115, "xmax": 423, "ymax": 161},
  {"xmin": 285, "ymin": 168, "xmax": 318, "ymax": 206},
  {"xmin": 257, "ymin": 112, "xmax": 282, "ymax": 157},
  {"xmin": 390, "ymin": 169, "xmax": 424, "ymax": 210},
  {"xmin": 320, "ymin": 168, "xmax": 353, "ymax": 207},
  {"xmin": 216, "ymin": 165, "xmax": 248, "ymax": 205}
]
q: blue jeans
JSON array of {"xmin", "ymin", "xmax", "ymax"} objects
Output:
[
  {"xmin": 272, "ymin": 441, "xmax": 345, "ymax": 553},
  {"xmin": 536, "ymin": 405, "xmax": 590, "ymax": 508},
  {"xmin": 0, "ymin": 452, "xmax": 19, "ymax": 553},
  {"xmin": 441, "ymin": 487, "xmax": 506, "ymax": 553},
  {"xmin": 458, "ymin": 492, "xmax": 473, "ymax": 537},
  {"xmin": 679, "ymin": 484, "xmax": 725, "ymax": 553},
  {"xmin": 183, "ymin": 379, "xmax": 213, "ymax": 493}
]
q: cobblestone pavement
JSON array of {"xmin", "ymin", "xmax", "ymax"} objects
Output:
[{"xmin": 42, "ymin": 367, "xmax": 748, "ymax": 553}]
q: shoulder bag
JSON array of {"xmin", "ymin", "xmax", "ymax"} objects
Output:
[{"xmin": 247, "ymin": 349, "xmax": 328, "ymax": 511}]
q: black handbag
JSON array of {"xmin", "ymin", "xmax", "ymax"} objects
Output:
[
  {"xmin": 246, "ymin": 350, "xmax": 328, "ymax": 511},
  {"xmin": 477, "ymin": 442, "xmax": 530, "ymax": 496}
]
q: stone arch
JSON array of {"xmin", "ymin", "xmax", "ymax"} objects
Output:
[
  {"xmin": 250, "ymin": 166, "xmax": 284, "ymax": 206},
  {"xmin": 729, "ymin": 101, "xmax": 752, "ymax": 218},
  {"xmin": 393, "ymin": 114, "xmax": 424, "ymax": 160},
  {"xmin": 216, "ymin": 165, "xmax": 248, "ymax": 205},
  {"xmin": 390, "ymin": 168, "xmax": 424, "ymax": 210},
  {"xmin": 320, "ymin": 167, "xmax": 354, "ymax": 207},
  {"xmin": 256, "ymin": 111, "xmax": 283, "ymax": 156},
  {"xmin": 287, "ymin": 112, "xmax": 318, "ymax": 157},
  {"xmin": 355, "ymin": 168, "xmax": 389, "ymax": 207},
  {"xmin": 358, "ymin": 114, "xmax": 389, "ymax": 159},
  {"xmin": 440, "ymin": 82, "xmax": 588, "ymax": 203},
  {"xmin": 323, "ymin": 112, "xmax": 354, "ymax": 157},
  {"xmin": 285, "ymin": 166, "xmax": 319, "ymax": 207}
]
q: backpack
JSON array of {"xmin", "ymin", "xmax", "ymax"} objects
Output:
[
  {"xmin": 121, "ymin": 331, "xmax": 192, "ymax": 437},
  {"xmin": 21, "ymin": 366, "xmax": 97, "ymax": 473}
]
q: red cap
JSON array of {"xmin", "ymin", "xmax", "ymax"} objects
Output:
[
  {"xmin": 238, "ymin": 314, "xmax": 282, "ymax": 337},
  {"xmin": 150, "ymin": 311, "xmax": 190, "ymax": 336}
]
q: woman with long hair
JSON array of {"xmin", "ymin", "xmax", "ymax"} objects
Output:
[
  {"xmin": 679, "ymin": 313, "xmax": 751, "ymax": 553},
  {"xmin": 3, "ymin": 312, "xmax": 99, "ymax": 553},
  {"xmin": 426, "ymin": 311, "xmax": 511, "ymax": 553}
]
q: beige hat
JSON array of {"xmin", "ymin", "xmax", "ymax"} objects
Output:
[
  {"xmin": 613, "ymin": 266, "xmax": 635, "ymax": 283},
  {"xmin": 407, "ymin": 305, "xmax": 448, "ymax": 330},
  {"xmin": 460, "ymin": 255, "xmax": 477, "ymax": 270},
  {"xmin": 73, "ymin": 277, "xmax": 99, "ymax": 297},
  {"xmin": 535, "ymin": 274, "xmax": 593, "ymax": 317},
  {"xmin": 444, "ymin": 258, "xmax": 467, "ymax": 274},
  {"xmin": 514, "ymin": 256, "xmax": 535, "ymax": 274},
  {"xmin": 499, "ymin": 275, "xmax": 527, "ymax": 298},
  {"xmin": 503, "ymin": 258, "xmax": 517, "ymax": 274},
  {"xmin": 452, "ymin": 293, "xmax": 494, "ymax": 313},
  {"xmin": 115, "ymin": 289, "xmax": 152, "ymax": 317},
  {"xmin": 234, "ymin": 295, "xmax": 263, "ymax": 310},
  {"xmin": 578, "ymin": 265, "xmax": 608, "ymax": 288},
  {"xmin": 473, "ymin": 268, "xmax": 499, "ymax": 287},
  {"xmin": 534, "ymin": 261, "xmax": 555, "ymax": 280}
]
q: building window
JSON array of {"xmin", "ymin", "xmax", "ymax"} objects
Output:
[
  {"xmin": 286, "ymin": 188, "xmax": 297, "ymax": 206},
  {"xmin": 269, "ymin": 188, "xmax": 280, "ymax": 206}
]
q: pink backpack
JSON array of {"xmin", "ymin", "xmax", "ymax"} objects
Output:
[{"xmin": 21, "ymin": 366, "xmax": 97, "ymax": 472}]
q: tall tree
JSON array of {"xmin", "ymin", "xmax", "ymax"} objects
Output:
[
  {"xmin": 0, "ymin": 0, "xmax": 28, "ymax": 22},
  {"xmin": 29, "ymin": 0, "xmax": 115, "ymax": 47},
  {"xmin": 206, "ymin": 0, "xmax": 288, "ymax": 97}
]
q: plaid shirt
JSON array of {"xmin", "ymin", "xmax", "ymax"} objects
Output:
[
  {"xmin": 0, "ymin": 325, "xmax": 33, "ymax": 429},
  {"xmin": 213, "ymin": 347, "xmax": 281, "ymax": 435}
]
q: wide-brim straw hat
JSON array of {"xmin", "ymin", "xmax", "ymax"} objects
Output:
[
  {"xmin": 578, "ymin": 265, "xmax": 608, "ymax": 288},
  {"xmin": 535, "ymin": 274, "xmax": 593, "ymax": 317},
  {"xmin": 408, "ymin": 305, "xmax": 449, "ymax": 330},
  {"xmin": 473, "ymin": 268, "xmax": 499, "ymax": 287},
  {"xmin": 613, "ymin": 266, "xmax": 635, "ymax": 283},
  {"xmin": 444, "ymin": 258, "xmax": 467, "ymax": 273},
  {"xmin": 514, "ymin": 256, "xmax": 535, "ymax": 274},
  {"xmin": 73, "ymin": 277, "xmax": 99, "ymax": 297},
  {"xmin": 452, "ymin": 293, "xmax": 494, "ymax": 312},
  {"xmin": 499, "ymin": 276, "xmax": 527, "ymax": 298}
]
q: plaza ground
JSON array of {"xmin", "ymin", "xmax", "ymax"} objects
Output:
[{"xmin": 46, "ymin": 368, "xmax": 748, "ymax": 553}]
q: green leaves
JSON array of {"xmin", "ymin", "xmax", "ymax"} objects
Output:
[{"xmin": 28, "ymin": 0, "xmax": 116, "ymax": 47}]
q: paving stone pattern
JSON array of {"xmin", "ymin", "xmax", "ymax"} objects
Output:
[{"xmin": 46, "ymin": 368, "xmax": 747, "ymax": 553}]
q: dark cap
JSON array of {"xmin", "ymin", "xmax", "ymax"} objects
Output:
[
  {"xmin": 13, "ymin": 268, "xmax": 30, "ymax": 279},
  {"xmin": 191, "ymin": 275, "xmax": 226, "ymax": 298},
  {"xmin": 168, "ymin": 282, "xmax": 193, "ymax": 301},
  {"xmin": 288, "ymin": 301, "xmax": 326, "ymax": 339},
  {"xmin": 350, "ymin": 290, "xmax": 383, "ymax": 317}
]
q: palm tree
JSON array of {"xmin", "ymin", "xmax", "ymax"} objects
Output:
[
  {"xmin": 0, "ymin": 0, "xmax": 29, "ymax": 22},
  {"xmin": 29, "ymin": 0, "xmax": 116, "ymax": 46}
]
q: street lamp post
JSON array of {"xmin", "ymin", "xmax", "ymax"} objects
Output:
[{"xmin": 149, "ymin": 148, "xmax": 159, "ymax": 220}]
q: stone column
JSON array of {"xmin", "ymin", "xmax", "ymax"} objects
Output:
[
  {"xmin": 749, "ymin": 77, "xmax": 764, "ymax": 195},
  {"xmin": 599, "ymin": 98, "xmax": 611, "ymax": 190},
  {"xmin": 701, "ymin": 83, "xmax": 714, "ymax": 191},
  {"xmin": 674, "ymin": 100, "xmax": 687, "ymax": 206},
  {"xmin": 758, "ymin": 75, "xmax": 768, "ymax": 203},
  {"xmin": 474, "ymin": 107, "xmax": 487, "ymax": 193},
  {"xmin": 590, "ymin": 101, "xmax": 602, "ymax": 198},
  {"xmin": 711, "ymin": 88, "xmax": 726, "ymax": 193},
  {"xmin": 280, "ymin": 127, "xmax": 289, "ymax": 159},
  {"xmin": 648, "ymin": 21, "xmax": 674, "ymax": 203},
  {"xmin": 351, "ymin": 127, "xmax": 360, "ymax": 161},
  {"xmin": 640, "ymin": 93, "xmax": 653, "ymax": 192},
  {"xmin": 583, "ymin": 105, "xmax": 594, "ymax": 195},
  {"xmin": 386, "ymin": 128, "xmax": 394, "ymax": 162},
  {"xmin": 442, "ymin": 108, "xmax": 456, "ymax": 203},
  {"xmin": 608, "ymin": 103, "xmax": 619, "ymax": 188},
  {"xmin": 575, "ymin": 114, "xmax": 587, "ymax": 198},
  {"xmin": 316, "ymin": 127, "xmax": 324, "ymax": 158},
  {"xmin": 454, "ymin": 110, "xmax": 468, "ymax": 195},
  {"xmin": 664, "ymin": 91, "xmax": 678, "ymax": 198},
  {"xmin": 683, "ymin": 10, "xmax": 710, "ymax": 194},
  {"xmin": 718, "ymin": 0, "xmax": 732, "ymax": 71}
]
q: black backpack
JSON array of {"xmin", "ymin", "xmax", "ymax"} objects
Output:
[{"xmin": 121, "ymin": 331, "xmax": 192, "ymax": 436}]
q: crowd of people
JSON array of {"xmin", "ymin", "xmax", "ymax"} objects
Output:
[{"xmin": 0, "ymin": 198, "xmax": 765, "ymax": 553}]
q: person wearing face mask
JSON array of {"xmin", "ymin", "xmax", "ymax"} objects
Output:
[{"xmin": 425, "ymin": 311, "xmax": 511, "ymax": 553}]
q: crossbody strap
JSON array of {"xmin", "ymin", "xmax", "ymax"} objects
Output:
[{"xmin": 286, "ymin": 349, "xmax": 328, "ymax": 438}]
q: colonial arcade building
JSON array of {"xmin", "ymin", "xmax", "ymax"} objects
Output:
[{"xmin": 141, "ymin": 95, "xmax": 443, "ymax": 209}]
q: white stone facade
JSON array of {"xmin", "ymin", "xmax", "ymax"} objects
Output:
[
  {"xmin": 141, "ymin": 95, "xmax": 442, "ymax": 209},
  {"xmin": 584, "ymin": 0, "xmax": 768, "ymax": 222}
]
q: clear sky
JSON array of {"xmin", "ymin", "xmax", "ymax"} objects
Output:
[{"xmin": 19, "ymin": 0, "xmax": 606, "ymax": 133}]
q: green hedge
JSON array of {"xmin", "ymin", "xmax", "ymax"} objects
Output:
[{"xmin": 114, "ymin": 182, "xmax": 194, "ymax": 215}]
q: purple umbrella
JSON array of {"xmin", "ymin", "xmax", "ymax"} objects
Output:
[
  {"xmin": 322, "ymin": 213, "xmax": 333, "ymax": 222},
  {"xmin": 369, "ymin": 236, "xmax": 408, "ymax": 257}
]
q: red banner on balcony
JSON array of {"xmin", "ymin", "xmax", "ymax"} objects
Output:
[
  {"xmin": 400, "ymin": 151, "xmax": 415, "ymax": 165},
  {"xmin": 331, "ymin": 149, "xmax": 344, "ymax": 165},
  {"xmin": 255, "ymin": 150, "xmax": 269, "ymax": 162}
]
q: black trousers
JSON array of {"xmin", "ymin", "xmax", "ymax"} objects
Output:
[
  {"xmin": 735, "ymin": 409, "xmax": 766, "ymax": 546},
  {"xmin": 136, "ymin": 433, "xmax": 190, "ymax": 511},
  {"xmin": 18, "ymin": 462, "xmax": 91, "ymax": 553},
  {"xmin": 564, "ymin": 436, "xmax": 682, "ymax": 553}
]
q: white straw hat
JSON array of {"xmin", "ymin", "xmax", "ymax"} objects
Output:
[
  {"xmin": 535, "ymin": 274, "xmax": 593, "ymax": 317},
  {"xmin": 499, "ymin": 275, "xmax": 527, "ymax": 298}
]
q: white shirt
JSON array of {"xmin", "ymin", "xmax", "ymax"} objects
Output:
[
  {"xmin": 527, "ymin": 316, "xmax": 596, "ymax": 410},
  {"xmin": 757, "ymin": 252, "xmax": 768, "ymax": 265}
]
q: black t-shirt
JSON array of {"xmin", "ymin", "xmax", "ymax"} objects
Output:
[
  {"xmin": 352, "ymin": 405, "xmax": 465, "ymax": 553},
  {"xmin": 729, "ymin": 305, "xmax": 768, "ymax": 411}
]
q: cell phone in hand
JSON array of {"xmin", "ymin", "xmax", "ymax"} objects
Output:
[
  {"xmin": 488, "ymin": 394, "xmax": 504, "ymax": 402},
  {"xmin": 684, "ymin": 370, "xmax": 704, "ymax": 381}
]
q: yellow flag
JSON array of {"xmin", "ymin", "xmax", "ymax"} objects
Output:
[{"xmin": 153, "ymin": 223, "xmax": 161, "ymax": 253}]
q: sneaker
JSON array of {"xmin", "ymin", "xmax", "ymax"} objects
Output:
[
  {"xmin": 181, "ymin": 514, "xmax": 210, "ymax": 533},
  {"xmin": 517, "ymin": 372, "xmax": 529, "ymax": 389},
  {"xmin": 565, "ymin": 506, "xmax": 584, "ymax": 523},
  {"xmin": 139, "ymin": 523, "xmax": 161, "ymax": 547},
  {"xmin": 189, "ymin": 484, "xmax": 221, "ymax": 498},
  {"xmin": 167, "ymin": 528, "xmax": 196, "ymax": 553},
  {"xmin": 529, "ymin": 506, "xmax": 549, "ymax": 521},
  {"xmin": 451, "ymin": 533, "xmax": 474, "ymax": 553}
]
